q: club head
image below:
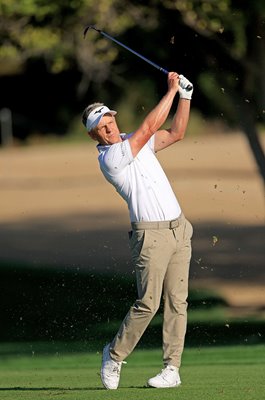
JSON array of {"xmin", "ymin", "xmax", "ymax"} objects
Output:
[{"xmin": 83, "ymin": 25, "xmax": 101, "ymax": 39}]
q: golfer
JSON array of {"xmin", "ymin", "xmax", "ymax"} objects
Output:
[{"xmin": 82, "ymin": 72, "xmax": 193, "ymax": 389}]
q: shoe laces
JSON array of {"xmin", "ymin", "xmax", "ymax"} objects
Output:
[
  {"xmin": 158, "ymin": 366, "xmax": 176, "ymax": 379},
  {"xmin": 111, "ymin": 361, "xmax": 127, "ymax": 375}
]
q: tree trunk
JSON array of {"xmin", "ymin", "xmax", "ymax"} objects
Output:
[
  {"xmin": 239, "ymin": 102, "xmax": 265, "ymax": 186},
  {"xmin": 241, "ymin": 13, "xmax": 265, "ymax": 186},
  {"xmin": 244, "ymin": 128, "xmax": 265, "ymax": 186}
]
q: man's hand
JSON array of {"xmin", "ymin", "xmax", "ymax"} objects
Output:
[
  {"xmin": 178, "ymin": 75, "xmax": 193, "ymax": 100},
  {"xmin": 167, "ymin": 72, "xmax": 180, "ymax": 93}
]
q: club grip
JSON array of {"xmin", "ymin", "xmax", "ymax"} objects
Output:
[
  {"xmin": 186, "ymin": 84, "xmax": 193, "ymax": 91},
  {"xmin": 162, "ymin": 69, "xmax": 193, "ymax": 91}
]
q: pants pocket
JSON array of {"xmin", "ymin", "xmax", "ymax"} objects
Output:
[
  {"xmin": 183, "ymin": 219, "xmax": 193, "ymax": 241},
  {"xmin": 129, "ymin": 230, "xmax": 146, "ymax": 262}
]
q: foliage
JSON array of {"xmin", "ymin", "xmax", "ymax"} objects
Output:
[
  {"xmin": 0, "ymin": 0, "xmax": 157, "ymax": 90},
  {"xmin": 162, "ymin": 0, "xmax": 264, "ymax": 121},
  {"xmin": 1, "ymin": 0, "xmax": 264, "ymax": 111},
  {"xmin": 161, "ymin": 0, "xmax": 265, "ymax": 181},
  {"xmin": 0, "ymin": 0, "xmax": 264, "ymax": 179}
]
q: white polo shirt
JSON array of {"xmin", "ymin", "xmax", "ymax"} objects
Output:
[{"xmin": 97, "ymin": 134, "xmax": 182, "ymax": 222}]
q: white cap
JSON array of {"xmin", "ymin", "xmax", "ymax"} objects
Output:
[{"xmin": 86, "ymin": 105, "xmax": 117, "ymax": 131}]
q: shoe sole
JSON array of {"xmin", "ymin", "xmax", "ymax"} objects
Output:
[{"xmin": 147, "ymin": 382, "xmax": 181, "ymax": 388}]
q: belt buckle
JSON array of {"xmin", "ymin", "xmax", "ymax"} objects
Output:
[
  {"xmin": 169, "ymin": 220, "xmax": 175, "ymax": 229},
  {"xmin": 169, "ymin": 219, "xmax": 179, "ymax": 229}
]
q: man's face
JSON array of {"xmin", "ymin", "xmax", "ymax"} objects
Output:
[{"xmin": 89, "ymin": 114, "xmax": 121, "ymax": 145}]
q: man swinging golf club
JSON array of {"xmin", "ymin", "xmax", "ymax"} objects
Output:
[{"xmin": 82, "ymin": 71, "xmax": 193, "ymax": 389}]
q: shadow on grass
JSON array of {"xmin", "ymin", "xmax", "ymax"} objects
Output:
[
  {"xmin": 0, "ymin": 387, "xmax": 103, "ymax": 391},
  {"xmin": 0, "ymin": 386, "xmax": 147, "ymax": 391},
  {"xmin": 0, "ymin": 263, "xmax": 264, "ymax": 354}
]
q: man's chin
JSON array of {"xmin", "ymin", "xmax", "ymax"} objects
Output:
[{"xmin": 107, "ymin": 137, "xmax": 121, "ymax": 145}]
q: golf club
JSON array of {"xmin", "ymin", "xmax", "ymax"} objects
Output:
[{"xmin": 84, "ymin": 25, "xmax": 193, "ymax": 91}]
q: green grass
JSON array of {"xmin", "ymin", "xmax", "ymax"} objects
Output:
[{"xmin": 0, "ymin": 344, "xmax": 264, "ymax": 399}]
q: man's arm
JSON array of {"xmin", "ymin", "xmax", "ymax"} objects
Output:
[
  {"xmin": 128, "ymin": 72, "xmax": 179, "ymax": 158},
  {"xmin": 154, "ymin": 75, "xmax": 193, "ymax": 152}
]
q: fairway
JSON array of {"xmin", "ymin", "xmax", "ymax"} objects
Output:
[{"xmin": 0, "ymin": 344, "xmax": 264, "ymax": 399}]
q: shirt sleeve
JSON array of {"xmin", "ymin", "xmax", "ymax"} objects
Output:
[
  {"xmin": 99, "ymin": 139, "xmax": 134, "ymax": 175},
  {"xmin": 148, "ymin": 135, "xmax": 155, "ymax": 153},
  {"xmin": 127, "ymin": 132, "xmax": 155, "ymax": 153}
]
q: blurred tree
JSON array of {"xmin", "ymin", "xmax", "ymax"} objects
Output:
[
  {"xmin": 0, "ymin": 0, "xmax": 158, "ymax": 139},
  {"xmin": 0, "ymin": 0, "xmax": 157, "ymax": 94},
  {"xmin": 162, "ymin": 0, "xmax": 265, "ymax": 183},
  {"xmin": 0, "ymin": 0, "xmax": 264, "ymax": 185}
]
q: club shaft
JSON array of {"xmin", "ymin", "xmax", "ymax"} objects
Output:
[
  {"xmin": 100, "ymin": 31, "xmax": 169, "ymax": 75},
  {"xmin": 85, "ymin": 26, "xmax": 193, "ymax": 91}
]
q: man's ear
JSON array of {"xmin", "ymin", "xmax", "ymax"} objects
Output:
[{"xmin": 88, "ymin": 131, "xmax": 97, "ymax": 141}]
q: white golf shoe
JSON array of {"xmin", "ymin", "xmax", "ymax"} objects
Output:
[
  {"xmin": 100, "ymin": 343, "xmax": 123, "ymax": 390},
  {"xmin": 147, "ymin": 365, "xmax": 181, "ymax": 388}
]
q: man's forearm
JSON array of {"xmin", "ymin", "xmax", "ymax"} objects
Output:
[
  {"xmin": 128, "ymin": 72, "xmax": 179, "ymax": 157},
  {"xmin": 142, "ymin": 88, "xmax": 177, "ymax": 135},
  {"xmin": 128, "ymin": 88, "xmax": 178, "ymax": 157},
  {"xmin": 170, "ymin": 98, "xmax": 191, "ymax": 139}
]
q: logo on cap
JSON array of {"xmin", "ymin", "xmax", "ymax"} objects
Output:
[{"xmin": 94, "ymin": 107, "xmax": 104, "ymax": 114}]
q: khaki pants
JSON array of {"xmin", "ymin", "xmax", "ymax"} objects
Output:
[{"xmin": 110, "ymin": 214, "xmax": 193, "ymax": 368}]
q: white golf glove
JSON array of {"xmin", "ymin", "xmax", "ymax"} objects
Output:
[{"xmin": 178, "ymin": 74, "xmax": 193, "ymax": 100}]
